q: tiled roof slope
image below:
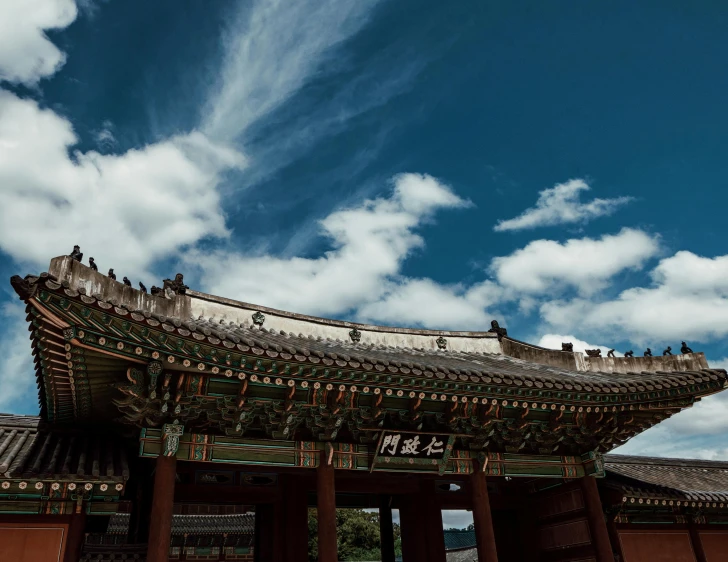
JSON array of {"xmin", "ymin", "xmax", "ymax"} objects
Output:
[
  {"xmin": 14, "ymin": 270, "xmax": 726, "ymax": 396},
  {"xmin": 108, "ymin": 512, "xmax": 255, "ymax": 536},
  {"xmin": 443, "ymin": 529, "xmax": 477, "ymax": 551},
  {"xmin": 0, "ymin": 414, "xmax": 129, "ymax": 481},
  {"xmin": 604, "ymin": 454, "xmax": 728, "ymax": 502}
]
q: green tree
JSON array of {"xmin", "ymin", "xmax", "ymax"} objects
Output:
[{"xmin": 308, "ymin": 508, "xmax": 402, "ymax": 561}]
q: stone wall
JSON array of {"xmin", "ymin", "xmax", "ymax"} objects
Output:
[
  {"xmin": 500, "ymin": 336, "xmax": 711, "ymax": 373},
  {"xmin": 48, "ymin": 256, "xmax": 190, "ymax": 319},
  {"xmin": 500, "ymin": 338, "xmax": 584, "ymax": 370},
  {"xmin": 584, "ymin": 352, "xmax": 709, "ymax": 373}
]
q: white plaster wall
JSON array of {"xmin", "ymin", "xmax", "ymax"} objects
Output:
[{"xmin": 189, "ymin": 297, "xmax": 502, "ymax": 354}]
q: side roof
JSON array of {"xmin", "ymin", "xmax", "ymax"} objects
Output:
[
  {"xmin": 604, "ymin": 454, "xmax": 728, "ymax": 502},
  {"xmin": 0, "ymin": 414, "xmax": 128, "ymax": 481}
]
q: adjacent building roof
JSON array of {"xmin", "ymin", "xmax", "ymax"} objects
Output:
[
  {"xmin": 0, "ymin": 414, "xmax": 129, "ymax": 481},
  {"xmin": 107, "ymin": 512, "xmax": 255, "ymax": 536},
  {"xmin": 605, "ymin": 454, "xmax": 728, "ymax": 503},
  {"xmin": 443, "ymin": 529, "xmax": 477, "ymax": 551}
]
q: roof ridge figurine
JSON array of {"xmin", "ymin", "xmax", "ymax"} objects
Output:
[
  {"xmin": 123, "ymin": 277, "xmax": 132, "ymax": 287},
  {"xmin": 644, "ymin": 348, "xmax": 652, "ymax": 357},
  {"xmin": 585, "ymin": 349, "xmax": 602, "ymax": 358},
  {"xmin": 663, "ymin": 346, "xmax": 672, "ymax": 356},
  {"xmin": 488, "ymin": 320, "xmax": 508, "ymax": 340},
  {"xmin": 108, "ymin": 268, "xmax": 116, "ymax": 280},
  {"xmin": 162, "ymin": 273, "xmax": 189, "ymax": 296},
  {"xmin": 89, "ymin": 257, "xmax": 98, "ymax": 271},
  {"xmin": 561, "ymin": 342, "xmax": 573, "ymax": 352},
  {"xmin": 139, "ymin": 282, "xmax": 147, "ymax": 294},
  {"xmin": 681, "ymin": 341, "xmax": 693, "ymax": 354},
  {"xmin": 624, "ymin": 350, "xmax": 634, "ymax": 357},
  {"xmin": 69, "ymin": 245, "xmax": 83, "ymax": 262}
]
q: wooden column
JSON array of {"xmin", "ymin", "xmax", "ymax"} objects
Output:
[
  {"xmin": 284, "ymin": 475, "xmax": 310, "ymax": 562},
  {"xmin": 606, "ymin": 518, "xmax": 624, "ymax": 562},
  {"xmin": 146, "ymin": 455, "xmax": 177, "ymax": 562},
  {"xmin": 63, "ymin": 511, "xmax": 87, "ymax": 562},
  {"xmin": 317, "ymin": 450, "xmax": 337, "ymax": 562},
  {"xmin": 255, "ymin": 504, "xmax": 274, "ymax": 562},
  {"xmin": 579, "ymin": 476, "xmax": 613, "ymax": 562},
  {"xmin": 379, "ymin": 495, "xmax": 396, "ymax": 562},
  {"xmin": 399, "ymin": 493, "xmax": 427, "ymax": 562},
  {"xmin": 516, "ymin": 492, "xmax": 539, "ymax": 561},
  {"xmin": 689, "ymin": 525, "xmax": 708, "ymax": 562},
  {"xmin": 471, "ymin": 466, "xmax": 499, "ymax": 562},
  {"xmin": 422, "ymin": 480, "xmax": 446, "ymax": 562}
]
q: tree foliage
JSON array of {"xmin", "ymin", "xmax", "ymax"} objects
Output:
[{"xmin": 308, "ymin": 508, "xmax": 402, "ymax": 561}]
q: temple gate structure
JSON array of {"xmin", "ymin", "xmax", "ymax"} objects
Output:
[{"xmin": 2, "ymin": 254, "xmax": 728, "ymax": 561}]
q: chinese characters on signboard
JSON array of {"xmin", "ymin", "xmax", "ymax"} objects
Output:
[
  {"xmin": 373, "ymin": 431, "xmax": 454, "ymax": 473},
  {"xmin": 378, "ymin": 432, "xmax": 448, "ymax": 459}
]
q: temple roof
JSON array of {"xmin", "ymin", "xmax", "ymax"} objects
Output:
[
  {"xmin": 0, "ymin": 414, "xmax": 129, "ymax": 481},
  {"xmin": 12, "ymin": 256, "xmax": 726, "ymax": 396},
  {"xmin": 8, "ymin": 255, "xmax": 728, "ymax": 456},
  {"xmin": 605, "ymin": 454, "xmax": 728, "ymax": 503}
]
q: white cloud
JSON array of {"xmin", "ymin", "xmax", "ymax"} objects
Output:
[
  {"xmin": 441, "ymin": 510, "xmax": 474, "ymax": 530},
  {"xmin": 537, "ymin": 334, "xmax": 619, "ymax": 356},
  {"xmin": 191, "ymin": 174, "xmax": 472, "ymax": 319},
  {"xmin": 203, "ymin": 0, "xmax": 380, "ymax": 141},
  {"xmin": 490, "ymin": 228, "xmax": 660, "ymax": 295},
  {"xmin": 0, "ymin": 0, "xmax": 78, "ymax": 85},
  {"xmin": 541, "ymin": 251, "xmax": 728, "ymax": 343},
  {"xmin": 494, "ymin": 179, "xmax": 633, "ymax": 232},
  {"xmin": 0, "ymin": 302, "xmax": 38, "ymax": 413},
  {"xmin": 357, "ymin": 278, "xmax": 502, "ymax": 330},
  {"xmin": 0, "ymin": 91, "xmax": 244, "ymax": 279}
]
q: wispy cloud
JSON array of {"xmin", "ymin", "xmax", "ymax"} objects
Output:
[
  {"xmin": 494, "ymin": 179, "xmax": 633, "ymax": 232},
  {"xmin": 94, "ymin": 119, "xmax": 117, "ymax": 151},
  {"xmin": 202, "ymin": 0, "xmax": 381, "ymax": 142}
]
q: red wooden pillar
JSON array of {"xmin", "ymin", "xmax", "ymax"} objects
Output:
[
  {"xmin": 254, "ymin": 504, "xmax": 275, "ymax": 562},
  {"xmin": 579, "ymin": 476, "xmax": 613, "ymax": 562},
  {"xmin": 284, "ymin": 475, "xmax": 310, "ymax": 562},
  {"xmin": 606, "ymin": 518, "xmax": 624, "ymax": 561},
  {"xmin": 147, "ymin": 455, "xmax": 177, "ymax": 562},
  {"xmin": 422, "ymin": 480, "xmax": 446, "ymax": 562},
  {"xmin": 689, "ymin": 525, "xmax": 708, "ymax": 562},
  {"xmin": 471, "ymin": 465, "xmax": 499, "ymax": 562},
  {"xmin": 317, "ymin": 449, "xmax": 337, "ymax": 562},
  {"xmin": 399, "ymin": 493, "xmax": 427, "ymax": 562},
  {"xmin": 63, "ymin": 511, "xmax": 87, "ymax": 562}
]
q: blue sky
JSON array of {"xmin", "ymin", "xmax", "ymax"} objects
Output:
[{"xmin": 0, "ymin": 0, "xmax": 727, "ymax": 461}]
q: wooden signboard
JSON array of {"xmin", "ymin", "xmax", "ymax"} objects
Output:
[{"xmin": 373, "ymin": 431, "xmax": 455, "ymax": 474}]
